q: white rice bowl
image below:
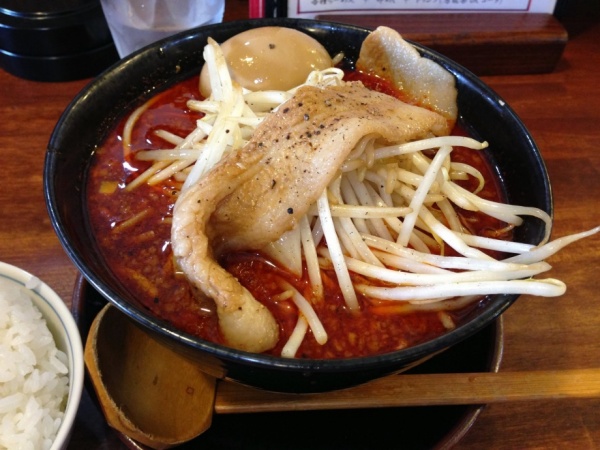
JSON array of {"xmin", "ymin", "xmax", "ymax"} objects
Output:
[{"xmin": 0, "ymin": 262, "xmax": 84, "ymax": 450}]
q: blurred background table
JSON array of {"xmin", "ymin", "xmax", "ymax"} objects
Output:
[{"xmin": 1, "ymin": 0, "xmax": 598, "ymax": 448}]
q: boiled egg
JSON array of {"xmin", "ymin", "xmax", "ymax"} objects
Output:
[{"xmin": 200, "ymin": 27, "xmax": 333, "ymax": 97}]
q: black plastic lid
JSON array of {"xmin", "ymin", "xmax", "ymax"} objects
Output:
[
  {"xmin": 0, "ymin": 42, "xmax": 118, "ymax": 82},
  {"xmin": 0, "ymin": 0, "xmax": 119, "ymax": 80},
  {"xmin": 0, "ymin": 0, "xmax": 114, "ymax": 56}
]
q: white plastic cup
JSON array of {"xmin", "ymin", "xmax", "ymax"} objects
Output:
[{"xmin": 100, "ymin": 0, "xmax": 225, "ymax": 58}]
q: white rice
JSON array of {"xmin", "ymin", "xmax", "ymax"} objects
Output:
[{"xmin": 0, "ymin": 278, "xmax": 69, "ymax": 450}]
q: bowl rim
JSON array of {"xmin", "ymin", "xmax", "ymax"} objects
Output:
[
  {"xmin": 44, "ymin": 18, "xmax": 552, "ymax": 376},
  {"xmin": 0, "ymin": 261, "xmax": 84, "ymax": 450}
]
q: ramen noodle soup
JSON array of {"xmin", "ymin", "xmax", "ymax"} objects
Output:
[{"xmin": 86, "ymin": 27, "xmax": 599, "ymax": 358}]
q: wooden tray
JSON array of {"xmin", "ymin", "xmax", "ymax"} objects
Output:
[{"xmin": 316, "ymin": 13, "xmax": 568, "ymax": 75}]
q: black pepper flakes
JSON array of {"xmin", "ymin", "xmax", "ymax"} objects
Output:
[{"xmin": 287, "ymin": 207, "xmax": 294, "ymax": 214}]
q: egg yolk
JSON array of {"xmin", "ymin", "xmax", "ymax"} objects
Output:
[{"xmin": 200, "ymin": 27, "xmax": 333, "ymax": 97}]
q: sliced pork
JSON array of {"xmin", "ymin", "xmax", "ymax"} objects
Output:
[{"xmin": 171, "ymin": 83, "xmax": 448, "ymax": 352}]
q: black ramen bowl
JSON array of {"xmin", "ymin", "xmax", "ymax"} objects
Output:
[{"xmin": 45, "ymin": 18, "xmax": 551, "ymax": 393}]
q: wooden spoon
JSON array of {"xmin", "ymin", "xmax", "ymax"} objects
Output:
[
  {"xmin": 84, "ymin": 304, "xmax": 217, "ymax": 449},
  {"xmin": 85, "ymin": 304, "xmax": 600, "ymax": 450}
]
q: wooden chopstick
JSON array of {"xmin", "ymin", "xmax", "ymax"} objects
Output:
[{"xmin": 214, "ymin": 368, "xmax": 600, "ymax": 414}]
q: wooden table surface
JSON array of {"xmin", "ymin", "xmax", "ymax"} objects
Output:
[{"xmin": 1, "ymin": 1, "xmax": 599, "ymax": 448}]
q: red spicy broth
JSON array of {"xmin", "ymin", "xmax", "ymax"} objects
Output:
[{"xmin": 86, "ymin": 72, "xmax": 510, "ymax": 359}]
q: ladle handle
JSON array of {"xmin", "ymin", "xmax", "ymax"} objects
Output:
[{"xmin": 214, "ymin": 368, "xmax": 600, "ymax": 414}]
